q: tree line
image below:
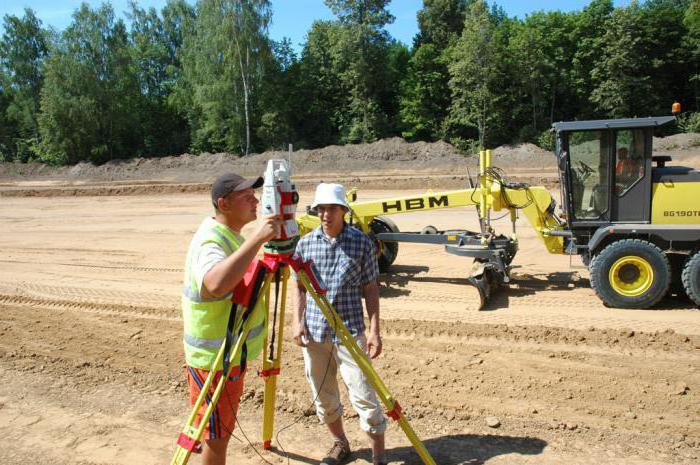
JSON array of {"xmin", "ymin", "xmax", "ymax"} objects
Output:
[{"xmin": 0, "ymin": 0, "xmax": 699, "ymax": 165}]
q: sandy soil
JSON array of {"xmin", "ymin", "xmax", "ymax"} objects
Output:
[{"xmin": 0, "ymin": 181, "xmax": 698, "ymax": 465}]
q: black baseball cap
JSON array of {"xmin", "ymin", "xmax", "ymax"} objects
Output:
[{"xmin": 211, "ymin": 172, "xmax": 263, "ymax": 207}]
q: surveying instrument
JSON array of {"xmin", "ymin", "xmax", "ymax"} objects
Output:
[{"xmin": 170, "ymin": 158, "xmax": 437, "ymax": 465}]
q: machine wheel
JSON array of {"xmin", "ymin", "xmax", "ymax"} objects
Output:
[
  {"xmin": 370, "ymin": 217, "xmax": 399, "ymax": 273},
  {"xmin": 667, "ymin": 253, "xmax": 687, "ymax": 297},
  {"xmin": 421, "ymin": 225, "xmax": 438, "ymax": 234},
  {"xmin": 589, "ymin": 239, "xmax": 671, "ymax": 309},
  {"xmin": 682, "ymin": 252, "xmax": 700, "ymax": 307}
]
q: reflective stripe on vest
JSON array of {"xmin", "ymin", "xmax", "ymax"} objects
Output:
[
  {"xmin": 181, "ymin": 218, "xmax": 267, "ymax": 370},
  {"xmin": 183, "ymin": 323, "xmax": 266, "ymax": 350},
  {"xmin": 211, "ymin": 227, "xmax": 234, "ymax": 255}
]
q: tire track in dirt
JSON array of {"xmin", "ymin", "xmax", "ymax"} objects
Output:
[
  {"xmin": 3, "ymin": 246, "xmax": 138, "ymax": 256},
  {"xmin": 388, "ymin": 290, "xmax": 599, "ymax": 307},
  {"xmin": 380, "ymin": 319, "xmax": 700, "ymax": 353},
  {"xmin": 13, "ymin": 282, "xmax": 178, "ymax": 306},
  {"xmin": 382, "ymin": 305, "xmax": 700, "ymax": 334},
  {"xmin": 381, "ymin": 290, "xmax": 700, "ymax": 334},
  {"xmin": 0, "ymin": 293, "xmax": 179, "ymax": 321},
  {"xmin": 0, "ymin": 258, "xmax": 181, "ymax": 273}
]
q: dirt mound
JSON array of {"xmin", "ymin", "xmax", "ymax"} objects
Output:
[
  {"xmin": 0, "ymin": 138, "xmax": 534, "ymax": 185},
  {"xmin": 0, "ymin": 174, "xmax": 561, "ymax": 198},
  {"xmin": 654, "ymin": 132, "xmax": 700, "ymax": 151},
  {"xmin": 2, "ymin": 134, "xmax": 698, "ymax": 196},
  {"xmin": 492, "ymin": 142, "xmax": 553, "ymax": 166}
]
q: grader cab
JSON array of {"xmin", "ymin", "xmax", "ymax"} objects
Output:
[{"xmin": 553, "ymin": 114, "xmax": 700, "ymax": 308}]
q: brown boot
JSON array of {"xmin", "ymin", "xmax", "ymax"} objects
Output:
[{"xmin": 320, "ymin": 440, "xmax": 351, "ymax": 465}]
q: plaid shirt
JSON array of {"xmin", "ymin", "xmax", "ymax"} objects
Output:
[{"xmin": 295, "ymin": 223, "xmax": 378, "ymax": 343}]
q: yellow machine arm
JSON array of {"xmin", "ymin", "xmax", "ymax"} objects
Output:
[{"xmin": 297, "ymin": 150, "xmax": 565, "ymax": 255}]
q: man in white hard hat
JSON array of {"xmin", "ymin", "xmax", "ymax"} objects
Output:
[{"xmin": 292, "ymin": 183, "xmax": 387, "ymax": 465}]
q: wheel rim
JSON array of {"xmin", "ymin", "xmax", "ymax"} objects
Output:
[{"xmin": 609, "ymin": 256, "xmax": 654, "ymax": 297}]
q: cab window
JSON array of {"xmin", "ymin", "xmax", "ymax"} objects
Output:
[
  {"xmin": 568, "ymin": 130, "xmax": 610, "ymax": 220},
  {"xmin": 614, "ymin": 129, "xmax": 645, "ymax": 195}
]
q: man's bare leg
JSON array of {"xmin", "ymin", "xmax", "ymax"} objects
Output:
[
  {"xmin": 327, "ymin": 417, "xmax": 349, "ymax": 446},
  {"xmin": 370, "ymin": 433, "xmax": 385, "ymax": 464},
  {"xmin": 202, "ymin": 436, "xmax": 229, "ymax": 465}
]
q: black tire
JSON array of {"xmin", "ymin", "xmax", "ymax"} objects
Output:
[
  {"xmin": 667, "ymin": 253, "xmax": 687, "ymax": 297},
  {"xmin": 589, "ymin": 239, "xmax": 671, "ymax": 309},
  {"xmin": 369, "ymin": 216, "xmax": 399, "ymax": 273},
  {"xmin": 682, "ymin": 252, "xmax": 700, "ymax": 307},
  {"xmin": 580, "ymin": 251, "xmax": 591, "ymax": 267}
]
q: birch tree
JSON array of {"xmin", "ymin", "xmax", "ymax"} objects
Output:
[
  {"xmin": 181, "ymin": 0, "xmax": 271, "ymax": 155},
  {"xmin": 446, "ymin": 0, "xmax": 498, "ymax": 148}
]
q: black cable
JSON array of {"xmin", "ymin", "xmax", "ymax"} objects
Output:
[
  {"xmin": 469, "ymin": 166, "xmax": 535, "ymax": 234},
  {"xmin": 234, "ymin": 417, "xmax": 275, "ymax": 465},
  {"xmin": 273, "ymin": 339, "xmax": 335, "ymax": 465},
  {"xmin": 214, "ymin": 272, "xmax": 338, "ymax": 465},
  {"xmin": 273, "ymin": 283, "xmax": 343, "ymax": 464}
]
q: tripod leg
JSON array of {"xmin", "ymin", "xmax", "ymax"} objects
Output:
[
  {"xmin": 261, "ymin": 266, "xmax": 289, "ymax": 449},
  {"xmin": 296, "ymin": 270, "xmax": 437, "ymax": 465},
  {"xmin": 171, "ymin": 273, "xmax": 274, "ymax": 465}
]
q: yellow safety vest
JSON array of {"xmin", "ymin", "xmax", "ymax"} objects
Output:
[{"xmin": 181, "ymin": 218, "xmax": 266, "ymax": 370}]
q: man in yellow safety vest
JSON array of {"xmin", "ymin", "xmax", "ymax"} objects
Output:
[{"xmin": 181, "ymin": 172, "xmax": 282, "ymax": 465}]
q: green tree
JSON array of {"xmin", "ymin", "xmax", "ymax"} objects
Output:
[
  {"xmin": 162, "ymin": 0, "xmax": 197, "ymax": 145},
  {"xmin": 399, "ymin": 43, "xmax": 446, "ymax": 140},
  {"xmin": 295, "ymin": 20, "xmax": 347, "ymax": 147},
  {"xmin": 0, "ymin": 75, "xmax": 16, "ymax": 161},
  {"xmin": 325, "ymin": 0, "xmax": 395, "ymax": 143},
  {"xmin": 128, "ymin": 0, "xmax": 191, "ymax": 155},
  {"xmin": 38, "ymin": 3, "xmax": 142, "ymax": 164},
  {"xmin": 509, "ymin": 11, "xmax": 577, "ymax": 139},
  {"xmin": 400, "ymin": 0, "xmax": 468, "ymax": 141},
  {"xmin": 0, "ymin": 8, "xmax": 50, "ymax": 161},
  {"xmin": 635, "ymin": 0, "xmax": 693, "ymax": 115},
  {"xmin": 180, "ymin": 0, "xmax": 272, "ymax": 155},
  {"xmin": 684, "ymin": 0, "xmax": 700, "ymax": 109},
  {"xmin": 590, "ymin": 2, "xmax": 655, "ymax": 118},
  {"xmin": 382, "ymin": 40, "xmax": 410, "ymax": 134},
  {"xmin": 571, "ymin": 0, "xmax": 614, "ymax": 119},
  {"xmin": 162, "ymin": 0, "xmax": 197, "ymax": 91},
  {"xmin": 415, "ymin": 0, "xmax": 469, "ymax": 49},
  {"xmin": 446, "ymin": 0, "xmax": 500, "ymax": 147},
  {"xmin": 255, "ymin": 37, "xmax": 296, "ymax": 149},
  {"xmin": 510, "ymin": 18, "xmax": 552, "ymax": 135}
]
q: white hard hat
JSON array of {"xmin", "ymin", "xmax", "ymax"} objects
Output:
[{"xmin": 311, "ymin": 183, "xmax": 349, "ymax": 209}]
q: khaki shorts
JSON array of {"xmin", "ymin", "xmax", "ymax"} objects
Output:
[{"xmin": 302, "ymin": 336, "xmax": 387, "ymax": 435}]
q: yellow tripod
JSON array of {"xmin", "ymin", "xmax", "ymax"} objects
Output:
[{"xmin": 170, "ymin": 253, "xmax": 436, "ymax": 465}]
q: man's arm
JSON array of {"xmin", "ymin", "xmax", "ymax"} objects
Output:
[
  {"xmin": 291, "ymin": 281, "xmax": 308, "ymax": 347},
  {"xmin": 363, "ymin": 281, "xmax": 381, "ymax": 359},
  {"xmin": 203, "ymin": 216, "xmax": 280, "ymax": 298}
]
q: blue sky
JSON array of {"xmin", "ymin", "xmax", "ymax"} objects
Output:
[{"xmin": 2, "ymin": 0, "xmax": 633, "ymax": 51}]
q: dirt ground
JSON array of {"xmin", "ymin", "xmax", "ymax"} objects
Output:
[
  {"xmin": 0, "ymin": 138, "xmax": 699, "ymax": 465},
  {"xmin": 0, "ymin": 181, "xmax": 700, "ymax": 465}
]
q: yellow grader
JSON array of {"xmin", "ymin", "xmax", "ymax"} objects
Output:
[{"xmin": 297, "ymin": 111, "xmax": 700, "ymax": 309}]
